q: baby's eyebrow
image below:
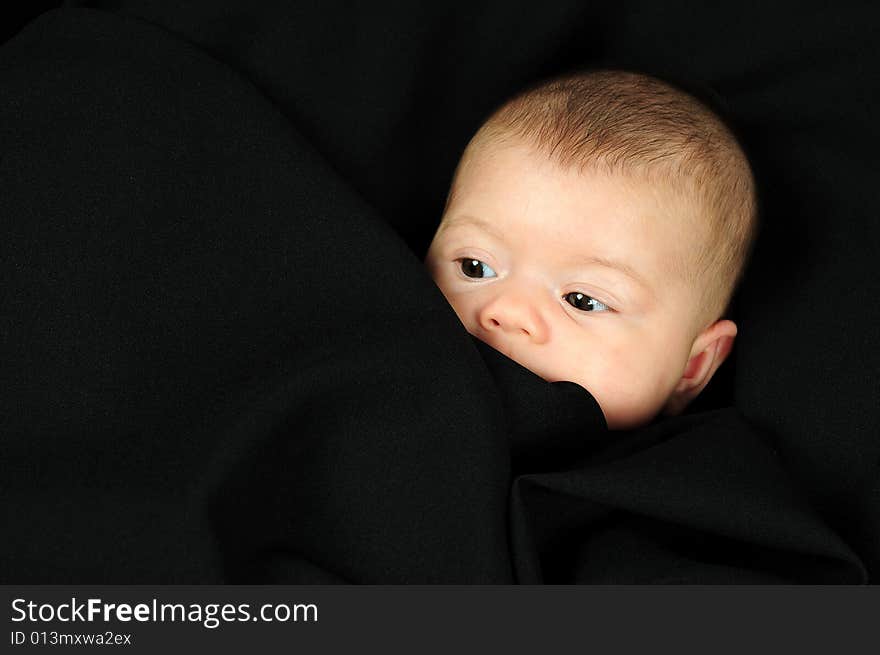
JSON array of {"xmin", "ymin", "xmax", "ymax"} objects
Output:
[
  {"xmin": 567, "ymin": 253, "xmax": 652, "ymax": 293},
  {"xmin": 438, "ymin": 214, "xmax": 505, "ymax": 242}
]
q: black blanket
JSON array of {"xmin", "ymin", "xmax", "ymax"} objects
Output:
[{"xmin": 1, "ymin": 1, "xmax": 877, "ymax": 583}]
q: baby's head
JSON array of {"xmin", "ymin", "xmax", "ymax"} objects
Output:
[{"xmin": 425, "ymin": 69, "xmax": 758, "ymax": 430}]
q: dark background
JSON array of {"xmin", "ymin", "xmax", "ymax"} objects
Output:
[{"xmin": 2, "ymin": 1, "xmax": 877, "ymax": 582}]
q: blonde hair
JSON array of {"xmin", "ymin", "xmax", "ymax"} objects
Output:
[{"xmin": 445, "ymin": 69, "xmax": 759, "ymax": 330}]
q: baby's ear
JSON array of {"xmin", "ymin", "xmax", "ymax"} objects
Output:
[{"xmin": 662, "ymin": 319, "xmax": 738, "ymax": 417}]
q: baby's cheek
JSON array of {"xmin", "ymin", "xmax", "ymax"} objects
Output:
[{"xmin": 575, "ymin": 347, "xmax": 663, "ymax": 430}]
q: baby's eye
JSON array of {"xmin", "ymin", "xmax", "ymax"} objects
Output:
[
  {"xmin": 458, "ymin": 258, "xmax": 497, "ymax": 279},
  {"xmin": 564, "ymin": 292, "xmax": 611, "ymax": 312}
]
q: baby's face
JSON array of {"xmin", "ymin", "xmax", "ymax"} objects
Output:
[{"xmin": 425, "ymin": 139, "xmax": 704, "ymax": 430}]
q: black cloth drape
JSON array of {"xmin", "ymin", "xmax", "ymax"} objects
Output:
[{"xmin": 1, "ymin": 1, "xmax": 877, "ymax": 583}]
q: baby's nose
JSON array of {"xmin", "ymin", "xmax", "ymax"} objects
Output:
[{"xmin": 478, "ymin": 292, "xmax": 550, "ymax": 344}]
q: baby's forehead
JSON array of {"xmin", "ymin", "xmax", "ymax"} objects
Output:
[
  {"xmin": 453, "ymin": 131, "xmax": 708, "ymax": 226},
  {"xmin": 466, "ymin": 150, "xmax": 699, "ymax": 221}
]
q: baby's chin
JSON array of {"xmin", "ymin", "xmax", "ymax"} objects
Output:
[
  {"xmin": 603, "ymin": 403, "xmax": 665, "ymax": 431},
  {"xmin": 481, "ymin": 339, "xmax": 660, "ymax": 431},
  {"xmin": 481, "ymin": 340, "xmax": 656, "ymax": 430}
]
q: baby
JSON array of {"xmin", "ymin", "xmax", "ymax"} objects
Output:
[{"xmin": 424, "ymin": 69, "xmax": 758, "ymax": 430}]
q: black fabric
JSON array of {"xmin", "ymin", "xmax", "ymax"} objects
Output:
[
  {"xmin": 1, "ymin": 2, "xmax": 877, "ymax": 583},
  {"xmin": 481, "ymin": 340, "xmax": 864, "ymax": 583}
]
